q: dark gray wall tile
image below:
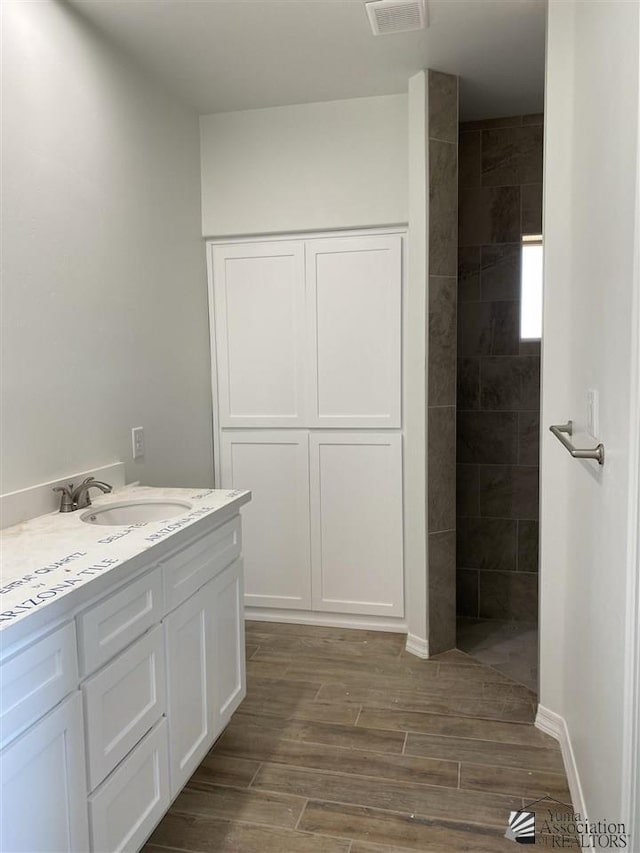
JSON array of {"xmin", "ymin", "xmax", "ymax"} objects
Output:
[
  {"xmin": 457, "ymin": 464, "xmax": 479, "ymax": 517},
  {"xmin": 429, "ymin": 530, "xmax": 456, "ymax": 653},
  {"xmin": 459, "ymin": 186, "xmax": 521, "ymax": 246},
  {"xmin": 457, "ymin": 411, "xmax": 518, "ymax": 465},
  {"xmin": 459, "ymin": 131, "xmax": 481, "ymax": 188},
  {"xmin": 481, "ymin": 244, "xmax": 521, "ymax": 302},
  {"xmin": 479, "ymin": 571, "xmax": 538, "ymax": 621},
  {"xmin": 519, "ymin": 339, "xmax": 541, "ymax": 357},
  {"xmin": 462, "ymin": 115, "xmax": 522, "ymax": 132},
  {"xmin": 429, "ymin": 277, "xmax": 457, "ymax": 407},
  {"xmin": 522, "ymin": 184, "xmax": 543, "ymax": 235},
  {"xmin": 429, "ymin": 70, "xmax": 458, "ymax": 143},
  {"xmin": 518, "ymin": 520, "xmax": 539, "ymax": 573},
  {"xmin": 456, "ymin": 569, "xmax": 479, "ymax": 618},
  {"xmin": 458, "ymin": 246, "xmax": 481, "ymax": 302},
  {"xmin": 522, "ymin": 113, "xmax": 544, "ymax": 126},
  {"xmin": 429, "ymin": 140, "xmax": 458, "ymax": 276},
  {"xmin": 481, "ymin": 126, "xmax": 544, "ymax": 187},
  {"xmin": 480, "ymin": 356, "xmax": 540, "ymax": 410},
  {"xmin": 428, "ymin": 406, "xmax": 456, "ymax": 532},
  {"xmin": 457, "ymin": 517, "xmax": 517, "ymax": 571},
  {"xmin": 479, "ymin": 465, "xmax": 540, "ymax": 519},
  {"xmin": 457, "ymin": 358, "xmax": 480, "ymax": 410},
  {"xmin": 458, "ymin": 301, "xmax": 520, "ymax": 357},
  {"xmin": 518, "ymin": 411, "xmax": 540, "ymax": 465}
]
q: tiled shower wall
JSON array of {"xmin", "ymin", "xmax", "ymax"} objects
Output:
[
  {"xmin": 427, "ymin": 70, "xmax": 458, "ymax": 654},
  {"xmin": 456, "ymin": 114, "xmax": 543, "ymax": 623}
]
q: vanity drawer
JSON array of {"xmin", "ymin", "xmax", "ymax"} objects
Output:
[
  {"xmin": 89, "ymin": 717, "xmax": 170, "ymax": 853},
  {"xmin": 0, "ymin": 621, "xmax": 78, "ymax": 748},
  {"xmin": 77, "ymin": 567, "xmax": 163, "ymax": 676},
  {"xmin": 162, "ymin": 515, "xmax": 241, "ymax": 612},
  {"xmin": 83, "ymin": 624, "xmax": 166, "ymax": 791}
]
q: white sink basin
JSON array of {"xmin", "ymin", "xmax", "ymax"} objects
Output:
[{"xmin": 80, "ymin": 499, "xmax": 193, "ymax": 526}]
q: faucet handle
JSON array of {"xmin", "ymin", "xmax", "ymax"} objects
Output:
[{"xmin": 53, "ymin": 485, "xmax": 75, "ymax": 513}]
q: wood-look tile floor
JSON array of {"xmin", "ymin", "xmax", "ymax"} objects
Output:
[{"xmin": 144, "ymin": 622, "xmax": 573, "ymax": 853}]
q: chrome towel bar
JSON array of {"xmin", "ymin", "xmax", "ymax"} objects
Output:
[{"xmin": 549, "ymin": 421, "xmax": 605, "ymax": 466}]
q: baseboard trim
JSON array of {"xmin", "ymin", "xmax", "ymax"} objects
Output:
[
  {"xmin": 405, "ymin": 633, "xmax": 429, "ymax": 659},
  {"xmin": 244, "ymin": 607, "xmax": 408, "ymax": 635},
  {"xmin": 536, "ymin": 704, "xmax": 588, "ymax": 823}
]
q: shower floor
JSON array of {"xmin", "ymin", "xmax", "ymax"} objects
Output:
[{"xmin": 456, "ymin": 618, "xmax": 538, "ymax": 693}]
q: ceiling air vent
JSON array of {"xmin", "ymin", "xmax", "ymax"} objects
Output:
[{"xmin": 365, "ymin": 0, "xmax": 427, "ymax": 36}]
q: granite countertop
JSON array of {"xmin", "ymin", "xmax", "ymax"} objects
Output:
[{"xmin": 0, "ymin": 484, "xmax": 251, "ymax": 649}]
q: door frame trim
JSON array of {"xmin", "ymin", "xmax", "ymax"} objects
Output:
[{"xmin": 622, "ymin": 54, "xmax": 640, "ymax": 836}]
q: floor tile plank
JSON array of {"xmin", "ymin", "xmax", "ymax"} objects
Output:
[
  {"xmin": 316, "ymin": 683, "xmax": 533, "ymax": 723},
  {"xmin": 460, "ymin": 763, "xmax": 572, "ymax": 801},
  {"xmin": 173, "ymin": 782, "xmax": 305, "ymax": 828},
  {"xmin": 405, "ymin": 732, "xmax": 564, "ymax": 773},
  {"xmin": 147, "ymin": 812, "xmax": 351, "ymax": 853},
  {"xmin": 252, "ymin": 762, "xmax": 523, "ymax": 828},
  {"xmin": 299, "ymin": 800, "xmax": 522, "ymax": 852},
  {"xmin": 215, "ymin": 731, "xmax": 459, "ymax": 787},
  {"xmin": 227, "ymin": 711, "xmax": 406, "ymax": 753},
  {"xmin": 189, "ymin": 754, "xmax": 260, "ymax": 789},
  {"xmin": 358, "ymin": 707, "xmax": 553, "ymax": 747}
]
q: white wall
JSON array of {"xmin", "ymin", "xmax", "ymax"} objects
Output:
[
  {"xmin": 200, "ymin": 95, "xmax": 408, "ymax": 236},
  {"xmin": 1, "ymin": 0, "xmax": 213, "ymax": 494},
  {"xmin": 540, "ymin": 0, "xmax": 640, "ymax": 827}
]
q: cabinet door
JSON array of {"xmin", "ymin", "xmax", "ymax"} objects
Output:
[
  {"xmin": 164, "ymin": 585, "xmax": 215, "ymax": 798},
  {"xmin": 1, "ymin": 692, "xmax": 89, "ymax": 853},
  {"xmin": 212, "ymin": 241, "xmax": 306, "ymax": 427},
  {"xmin": 306, "ymin": 234, "xmax": 402, "ymax": 428},
  {"xmin": 309, "ymin": 432, "xmax": 404, "ymax": 616},
  {"xmin": 211, "ymin": 559, "xmax": 246, "ymax": 736},
  {"xmin": 220, "ymin": 431, "xmax": 311, "ymax": 609}
]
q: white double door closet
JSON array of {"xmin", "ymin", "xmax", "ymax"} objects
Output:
[{"xmin": 207, "ymin": 230, "xmax": 405, "ymax": 625}]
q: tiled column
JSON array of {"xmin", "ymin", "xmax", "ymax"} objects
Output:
[{"xmin": 427, "ymin": 70, "xmax": 458, "ymax": 655}]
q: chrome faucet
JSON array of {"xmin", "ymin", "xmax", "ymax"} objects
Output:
[{"xmin": 53, "ymin": 477, "xmax": 112, "ymax": 513}]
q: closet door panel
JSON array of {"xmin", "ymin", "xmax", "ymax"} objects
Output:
[
  {"xmin": 306, "ymin": 235, "xmax": 402, "ymax": 428},
  {"xmin": 309, "ymin": 432, "xmax": 404, "ymax": 616},
  {"xmin": 212, "ymin": 241, "xmax": 306, "ymax": 427},
  {"xmin": 220, "ymin": 432, "xmax": 311, "ymax": 609}
]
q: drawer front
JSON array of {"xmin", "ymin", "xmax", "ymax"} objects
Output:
[
  {"xmin": 162, "ymin": 515, "xmax": 241, "ymax": 612},
  {"xmin": 77, "ymin": 567, "xmax": 163, "ymax": 677},
  {"xmin": 0, "ymin": 621, "xmax": 78, "ymax": 748},
  {"xmin": 89, "ymin": 718, "xmax": 170, "ymax": 853},
  {"xmin": 83, "ymin": 625, "xmax": 166, "ymax": 791}
]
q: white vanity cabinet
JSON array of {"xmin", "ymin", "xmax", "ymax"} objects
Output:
[
  {"xmin": 1, "ymin": 691, "xmax": 89, "ymax": 853},
  {"xmin": 0, "ymin": 499, "xmax": 248, "ymax": 853},
  {"xmin": 164, "ymin": 557, "xmax": 245, "ymax": 797}
]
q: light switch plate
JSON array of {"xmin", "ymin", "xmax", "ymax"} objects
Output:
[
  {"xmin": 586, "ymin": 389, "xmax": 599, "ymax": 439},
  {"xmin": 132, "ymin": 426, "xmax": 145, "ymax": 460}
]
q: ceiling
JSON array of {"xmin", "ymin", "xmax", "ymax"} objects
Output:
[{"xmin": 69, "ymin": 0, "xmax": 547, "ymax": 121}]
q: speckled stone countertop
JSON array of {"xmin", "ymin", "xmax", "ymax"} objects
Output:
[{"xmin": 0, "ymin": 485, "xmax": 251, "ymax": 651}]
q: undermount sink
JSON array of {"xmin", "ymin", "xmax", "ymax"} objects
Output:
[{"xmin": 80, "ymin": 499, "xmax": 193, "ymax": 526}]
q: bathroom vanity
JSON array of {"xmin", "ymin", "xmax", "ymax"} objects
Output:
[{"xmin": 0, "ymin": 485, "xmax": 251, "ymax": 853}]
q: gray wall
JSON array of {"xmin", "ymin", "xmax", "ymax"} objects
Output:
[
  {"xmin": 456, "ymin": 114, "xmax": 543, "ymax": 623},
  {"xmin": 1, "ymin": 1, "xmax": 214, "ymax": 494},
  {"xmin": 427, "ymin": 71, "xmax": 459, "ymax": 654}
]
